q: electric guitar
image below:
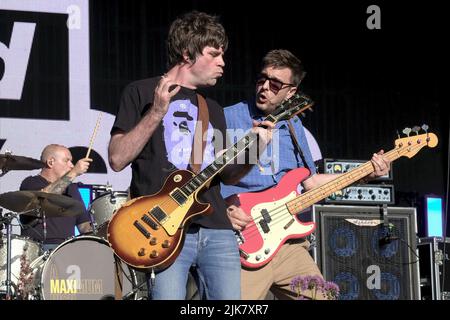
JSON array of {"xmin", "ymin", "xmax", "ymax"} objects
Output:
[
  {"xmin": 225, "ymin": 127, "xmax": 438, "ymax": 268},
  {"xmin": 107, "ymin": 93, "xmax": 314, "ymax": 270}
]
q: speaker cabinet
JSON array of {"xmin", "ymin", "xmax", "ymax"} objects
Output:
[{"xmin": 311, "ymin": 205, "xmax": 420, "ymax": 300}]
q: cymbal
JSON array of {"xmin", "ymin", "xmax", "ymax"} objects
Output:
[
  {"xmin": 0, "ymin": 154, "xmax": 45, "ymax": 171},
  {"xmin": 0, "ymin": 190, "xmax": 84, "ymax": 217}
]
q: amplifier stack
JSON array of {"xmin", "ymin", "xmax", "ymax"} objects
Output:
[{"xmin": 322, "ymin": 158, "xmax": 394, "ymax": 205}]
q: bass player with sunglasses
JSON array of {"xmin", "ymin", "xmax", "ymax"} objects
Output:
[{"xmin": 221, "ymin": 49, "xmax": 391, "ymax": 300}]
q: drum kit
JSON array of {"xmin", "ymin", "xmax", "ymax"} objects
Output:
[{"xmin": 0, "ymin": 154, "xmax": 142, "ymax": 300}]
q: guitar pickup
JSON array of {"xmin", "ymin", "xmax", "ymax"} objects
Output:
[
  {"xmin": 259, "ymin": 219, "xmax": 270, "ymax": 234},
  {"xmin": 170, "ymin": 188, "xmax": 188, "ymax": 205},
  {"xmin": 260, "ymin": 209, "xmax": 272, "ymax": 223},
  {"xmin": 141, "ymin": 214, "xmax": 160, "ymax": 230},
  {"xmin": 133, "ymin": 220, "xmax": 151, "ymax": 239}
]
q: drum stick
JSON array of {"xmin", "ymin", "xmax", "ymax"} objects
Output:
[{"xmin": 86, "ymin": 112, "xmax": 103, "ymax": 159}]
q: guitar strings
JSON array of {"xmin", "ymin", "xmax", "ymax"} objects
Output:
[
  {"xmin": 236, "ymin": 140, "xmax": 427, "ymax": 243},
  {"xmin": 240, "ymin": 160, "xmax": 380, "ymax": 239},
  {"xmin": 133, "ymin": 135, "xmax": 428, "ymax": 247},
  {"xmin": 238, "ymin": 153, "xmax": 404, "ymax": 242}
]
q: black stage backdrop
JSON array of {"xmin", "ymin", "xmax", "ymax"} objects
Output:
[{"xmin": 89, "ymin": 0, "xmax": 447, "ymax": 235}]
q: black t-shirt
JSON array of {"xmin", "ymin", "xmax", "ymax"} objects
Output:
[
  {"xmin": 111, "ymin": 77, "xmax": 232, "ymax": 229},
  {"xmin": 19, "ymin": 175, "xmax": 92, "ymax": 244}
]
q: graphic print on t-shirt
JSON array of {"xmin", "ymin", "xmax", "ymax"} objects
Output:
[{"xmin": 162, "ymin": 99, "xmax": 215, "ymax": 170}]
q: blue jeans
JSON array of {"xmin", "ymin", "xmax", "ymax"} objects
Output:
[{"xmin": 149, "ymin": 225, "xmax": 241, "ymax": 300}]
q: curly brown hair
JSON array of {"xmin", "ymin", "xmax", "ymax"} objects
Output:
[{"xmin": 167, "ymin": 11, "xmax": 228, "ymax": 69}]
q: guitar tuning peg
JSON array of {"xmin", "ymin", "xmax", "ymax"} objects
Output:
[
  {"xmin": 421, "ymin": 124, "xmax": 429, "ymax": 133},
  {"xmin": 308, "ymin": 108, "xmax": 314, "ymax": 112},
  {"xmin": 402, "ymin": 127, "xmax": 412, "ymax": 137},
  {"xmin": 412, "ymin": 126, "xmax": 421, "ymax": 135},
  {"xmin": 301, "ymin": 112, "xmax": 306, "ymax": 117},
  {"xmin": 396, "ymin": 130, "xmax": 401, "ymax": 139}
]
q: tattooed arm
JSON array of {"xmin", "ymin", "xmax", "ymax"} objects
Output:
[
  {"xmin": 42, "ymin": 158, "xmax": 92, "ymax": 194},
  {"xmin": 42, "ymin": 174, "xmax": 73, "ymax": 194}
]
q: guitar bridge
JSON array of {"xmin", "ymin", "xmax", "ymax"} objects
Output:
[{"xmin": 283, "ymin": 218, "xmax": 295, "ymax": 230}]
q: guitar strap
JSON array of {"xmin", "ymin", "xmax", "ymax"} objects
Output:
[
  {"xmin": 287, "ymin": 119, "xmax": 314, "ymax": 174},
  {"xmin": 189, "ymin": 93, "xmax": 209, "ymax": 174}
]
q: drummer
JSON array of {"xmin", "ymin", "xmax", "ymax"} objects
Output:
[{"xmin": 19, "ymin": 144, "xmax": 93, "ymax": 251}]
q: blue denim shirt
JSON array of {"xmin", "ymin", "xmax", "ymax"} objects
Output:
[{"xmin": 220, "ymin": 101, "xmax": 316, "ymax": 199}]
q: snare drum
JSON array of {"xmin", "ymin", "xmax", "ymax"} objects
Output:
[
  {"xmin": 30, "ymin": 235, "xmax": 136, "ymax": 300},
  {"xmin": 89, "ymin": 191, "xmax": 128, "ymax": 235},
  {"xmin": 0, "ymin": 235, "xmax": 42, "ymax": 296}
]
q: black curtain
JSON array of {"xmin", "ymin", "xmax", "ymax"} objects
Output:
[{"xmin": 90, "ymin": 2, "xmax": 446, "ymax": 185}]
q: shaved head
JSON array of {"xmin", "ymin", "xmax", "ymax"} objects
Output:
[{"xmin": 40, "ymin": 144, "xmax": 67, "ymax": 162}]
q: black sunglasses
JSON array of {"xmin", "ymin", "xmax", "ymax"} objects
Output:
[{"xmin": 256, "ymin": 74, "xmax": 295, "ymax": 94}]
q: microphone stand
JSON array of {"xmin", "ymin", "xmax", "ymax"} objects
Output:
[
  {"xmin": 379, "ymin": 203, "xmax": 392, "ymax": 246},
  {"xmin": 379, "ymin": 203, "xmax": 400, "ymax": 246}
]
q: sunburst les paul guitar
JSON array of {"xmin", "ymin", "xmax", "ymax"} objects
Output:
[
  {"xmin": 107, "ymin": 93, "xmax": 314, "ymax": 270},
  {"xmin": 225, "ymin": 127, "xmax": 438, "ymax": 268}
]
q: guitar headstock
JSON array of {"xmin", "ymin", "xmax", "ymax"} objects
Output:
[
  {"xmin": 395, "ymin": 125, "xmax": 438, "ymax": 158},
  {"xmin": 270, "ymin": 93, "xmax": 314, "ymax": 122}
]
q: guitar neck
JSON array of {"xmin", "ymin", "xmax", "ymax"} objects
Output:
[
  {"xmin": 177, "ymin": 94, "xmax": 314, "ymax": 198},
  {"xmin": 180, "ymin": 115, "xmax": 283, "ymax": 197},
  {"xmin": 178, "ymin": 133, "xmax": 258, "ymax": 197},
  {"xmin": 286, "ymin": 147, "xmax": 403, "ymax": 214}
]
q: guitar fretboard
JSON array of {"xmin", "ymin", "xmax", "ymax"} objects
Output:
[
  {"xmin": 179, "ymin": 134, "xmax": 257, "ymax": 198},
  {"xmin": 176, "ymin": 95, "xmax": 313, "ymax": 199},
  {"xmin": 286, "ymin": 134, "xmax": 433, "ymax": 214}
]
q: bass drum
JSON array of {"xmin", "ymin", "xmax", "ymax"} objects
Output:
[{"xmin": 30, "ymin": 236, "xmax": 137, "ymax": 300}]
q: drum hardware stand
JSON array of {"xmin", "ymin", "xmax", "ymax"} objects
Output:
[
  {"xmin": 113, "ymin": 258, "xmax": 152, "ymax": 300},
  {"xmin": 125, "ymin": 268, "xmax": 157, "ymax": 300},
  {"xmin": 113, "ymin": 256, "xmax": 124, "ymax": 300},
  {"xmin": 35, "ymin": 204, "xmax": 47, "ymax": 242},
  {"xmin": 20, "ymin": 206, "xmax": 48, "ymax": 243},
  {"xmin": 109, "ymin": 188, "xmax": 118, "ymax": 206},
  {"xmin": 122, "ymin": 276, "xmax": 149, "ymax": 300},
  {"xmin": 0, "ymin": 208, "xmax": 19, "ymax": 300}
]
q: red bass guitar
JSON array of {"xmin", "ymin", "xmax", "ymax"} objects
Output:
[{"xmin": 226, "ymin": 129, "xmax": 438, "ymax": 268}]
